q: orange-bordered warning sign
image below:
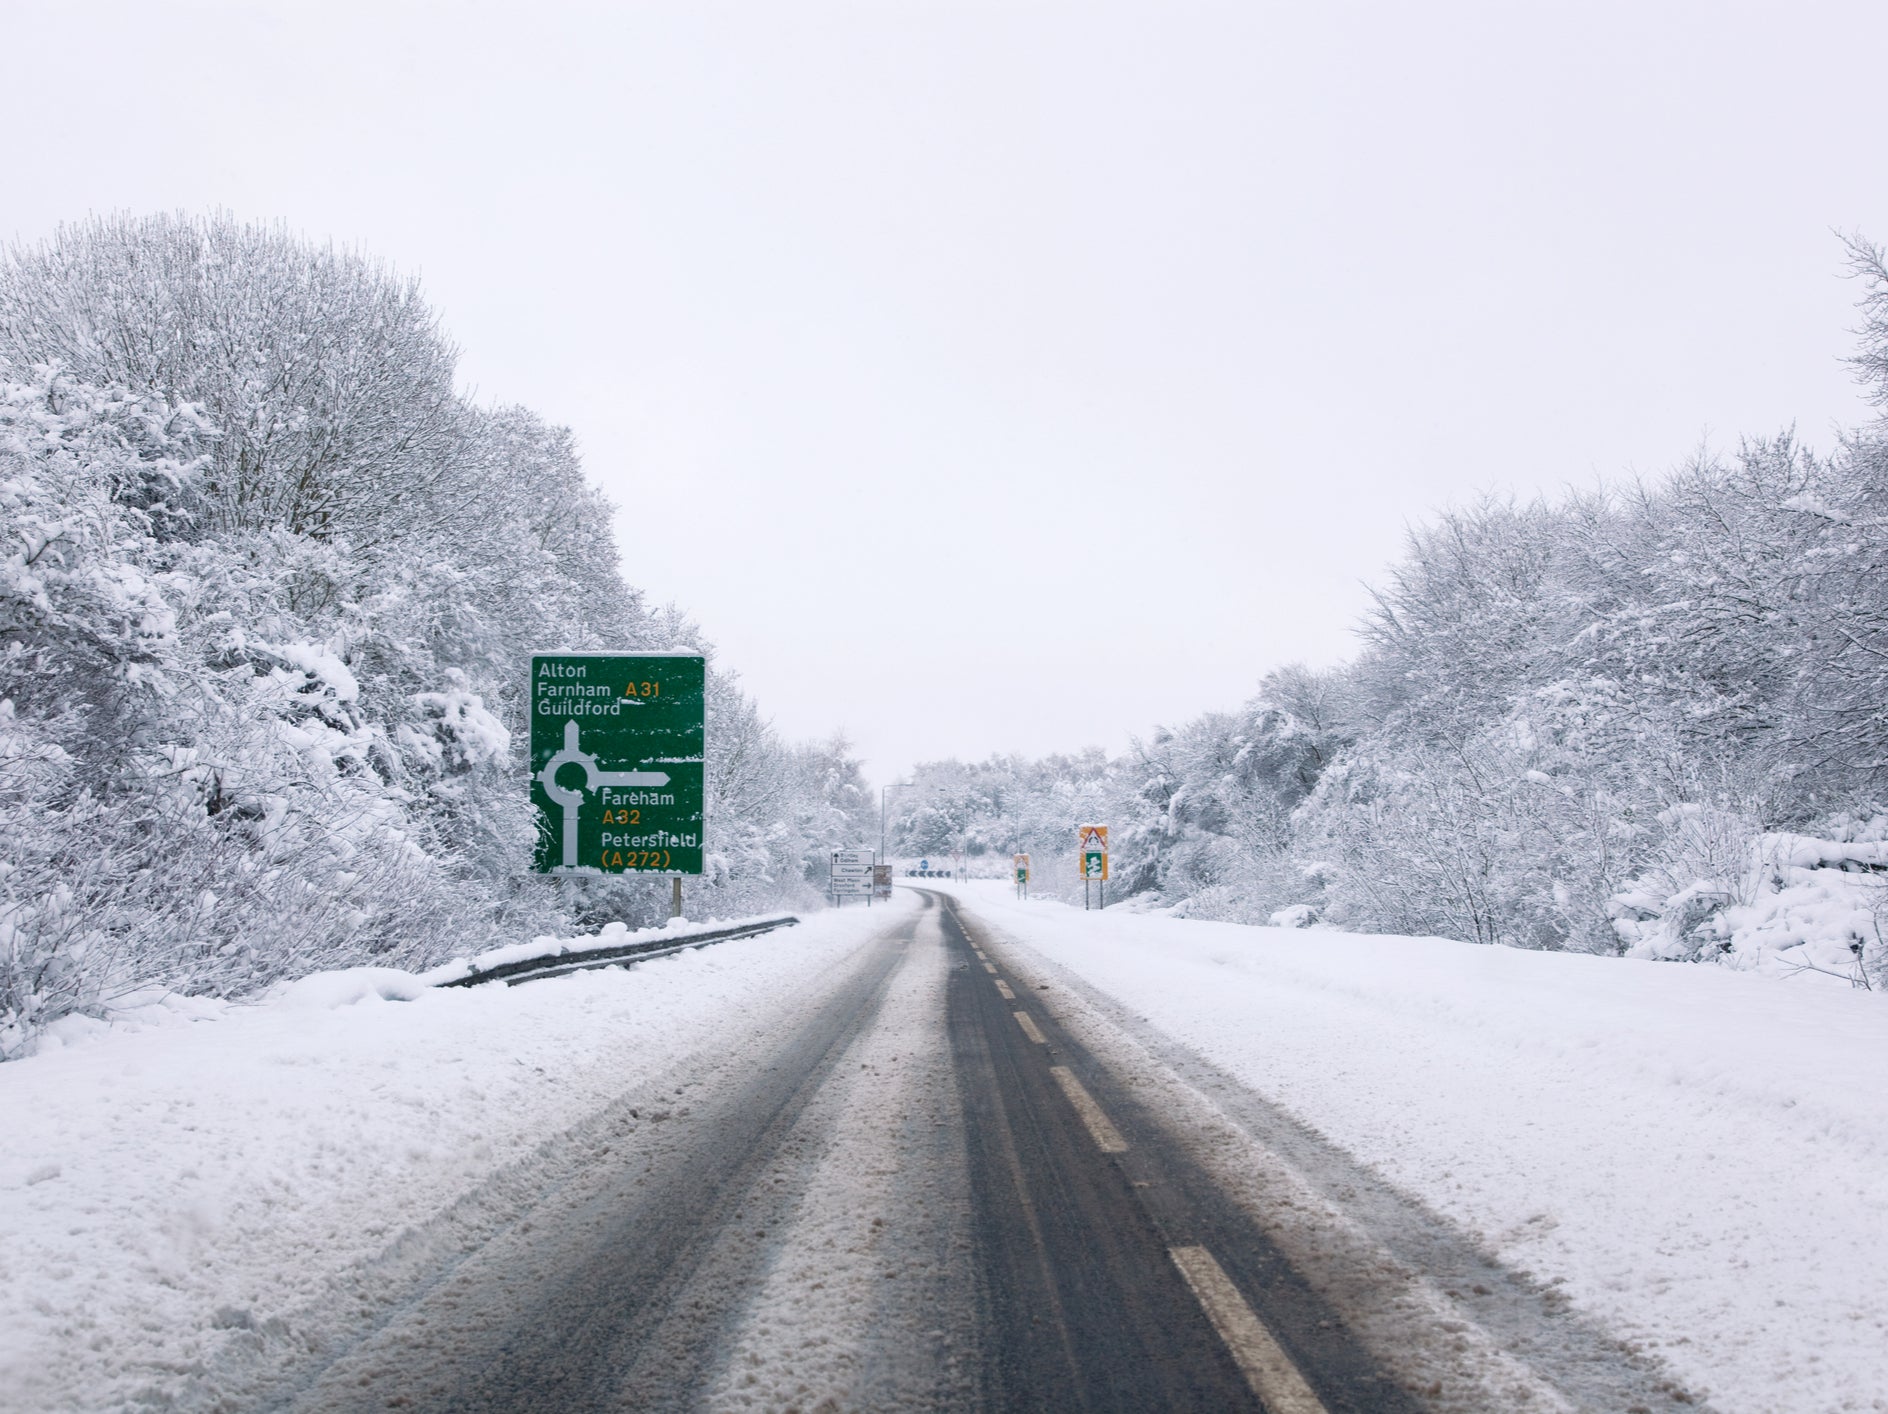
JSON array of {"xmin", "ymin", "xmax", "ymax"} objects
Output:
[{"xmin": 1078, "ymin": 824, "xmax": 1108, "ymax": 881}]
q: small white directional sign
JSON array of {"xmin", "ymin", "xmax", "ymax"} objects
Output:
[{"xmin": 831, "ymin": 848, "xmax": 873, "ymax": 895}]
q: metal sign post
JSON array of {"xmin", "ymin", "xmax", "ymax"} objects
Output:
[
  {"xmin": 530, "ymin": 653, "xmax": 706, "ymax": 913},
  {"xmin": 1078, "ymin": 825, "xmax": 1109, "ymax": 910}
]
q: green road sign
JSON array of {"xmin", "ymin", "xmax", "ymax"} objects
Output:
[{"xmin": 530, "ymin": 652, "xmax": 705, "ymax": 875}]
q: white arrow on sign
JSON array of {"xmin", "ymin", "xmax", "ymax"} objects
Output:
[{"xmin": 538, "ymin": 719, "xmax": 671, "ymax": 870}]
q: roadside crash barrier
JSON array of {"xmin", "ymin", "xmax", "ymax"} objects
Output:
[{"xmin": 434, "ymin": 914, "xmax": 801, "ymax": 989}]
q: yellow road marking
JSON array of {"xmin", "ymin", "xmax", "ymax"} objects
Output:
[
  {"xmin": 1049, "ymin": 1065, "xmax": 1127, "ymax": 1152},
  {"xmin": 1169, "ymin": 1246, "xmax": 1327, "ymax": 1414},
  {"xmin": 995, "ymin": 979, "xmax": 1016, "ymax": 1000},
  {"xmin": 982, "ymin": 961, "xmax": 998, "ymax": 974},
  {"xmin": 1013, "ymin": 1011, "xmax": 1047, "ymax": 1044}
]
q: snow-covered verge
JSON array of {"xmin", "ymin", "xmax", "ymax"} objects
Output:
[
  {"xmin": 954, "ymin": 882, "xmax": 1888, "ymax": 1414},
  {"xmin": 0, "ymin": 898, "xmax": 908, "ymax": 1414}
]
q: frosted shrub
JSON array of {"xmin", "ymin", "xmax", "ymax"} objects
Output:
[
  {"xmin": 1610, "ymin": 804, "xmax": 1762, "ymax": 962},
  {"xmin": 1612, "ymin": 816, "xmax": 1888, "ymax": 984}
]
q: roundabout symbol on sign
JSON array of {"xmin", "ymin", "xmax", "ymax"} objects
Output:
[{"xmin": 537, "ymin": 718, "xmax": 671, "ymax": 870}]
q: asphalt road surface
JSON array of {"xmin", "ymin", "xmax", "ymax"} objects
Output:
[{"xmin": 231, "ymin": 891, "xmax": 1699, "ymax": 1413}]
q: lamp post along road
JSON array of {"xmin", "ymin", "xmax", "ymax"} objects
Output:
[{"xmin": 881, "ymin": 780, "xmax": 914, "ymax": 868}]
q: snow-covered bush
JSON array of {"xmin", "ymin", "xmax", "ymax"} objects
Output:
[{"xmin": 1614, "ymin": 818, "xmax": 1888, "ymax": 986}]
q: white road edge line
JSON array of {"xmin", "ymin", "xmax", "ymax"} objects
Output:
[
  {"xmin": 995, "ymin": 979, "xmax": 1016, "ymax": 1000},
  {"xmin": 1013, "ymin": 1010, "xmax": 1048, "ymax": 1044},
  {"xmin": 1169, "ymin": 1245, "xmax": 1327, "ymax": 1414},
  {"xmin": 1049, "ymin": 1065, "xmax": 1128, "ymax": 1153}
]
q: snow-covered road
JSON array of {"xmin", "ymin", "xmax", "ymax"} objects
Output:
[
  {"xmin": 5, "ymin": 885, "xmax": 1883, "ymax": 1411},
  {"xmin": 275, "ymin": 900, "xmax": 976, "ymax": 1412}
]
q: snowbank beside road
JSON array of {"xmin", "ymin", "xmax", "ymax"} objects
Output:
[
  {"xmin": 955, "ymin": 882, "xmax": 1888, "ymax": 1414},
  {"xmin": 0, "ymin": 899, "xmax": 908, "ymax": 1414},
  {"xmin": 415, "ymin": 911, "xmax": 800, "ymax": 985}
]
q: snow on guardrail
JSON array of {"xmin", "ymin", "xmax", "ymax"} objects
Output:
[{"xmin": 422, "ymin": 913, "xmax": 801, "ymax": 989}]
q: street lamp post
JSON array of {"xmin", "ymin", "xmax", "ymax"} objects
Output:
[{"xmin": 880, "ymin": 780, "xmax": 914, "ymax": 866}]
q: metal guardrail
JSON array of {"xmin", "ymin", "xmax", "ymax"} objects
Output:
[{"xmin": 436, "ymin": 914, "xmax": 801, "ymax": 989}]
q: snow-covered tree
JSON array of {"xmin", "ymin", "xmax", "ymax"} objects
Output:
[
  {"xmin": 0, "ymin": 214, "xmax": 833, "ymax": 1055},
  {"xmin": 892, "ymin": 237, "xmax": 1888, "ymax": 985}
]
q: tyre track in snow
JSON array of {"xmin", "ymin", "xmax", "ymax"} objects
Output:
[
  {"xmin": 705, "ymin": 898, "xmax": 981, "ymax": 1411},
  {"xmin": 263, "ymin": 906, "xmax": 926, "ymax": 1413}
]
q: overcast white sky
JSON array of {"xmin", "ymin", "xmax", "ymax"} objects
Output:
[{"xmin": 5, "ymin": 2, "xmax": 1887, "ymax": 781}]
